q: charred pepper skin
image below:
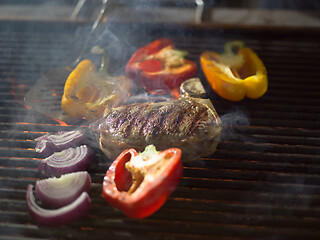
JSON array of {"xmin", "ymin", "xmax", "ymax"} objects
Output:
[
  {"xmin": 102, "ymin": 145, "xmax": 183, "ymax": 219},
  {"xmin": 125, "ymin": 38, "xmax": 197, "ymax": 93},
  {"xmin": 200, "ymin": 41, "xmax": 268, "ymax": 101}
]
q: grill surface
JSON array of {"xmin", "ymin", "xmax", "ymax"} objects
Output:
[{"xmin": 1, "ymin": 21, "xmax": 320, "ymax": 240}]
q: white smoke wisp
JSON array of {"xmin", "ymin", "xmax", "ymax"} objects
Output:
[
  {"xmin": 220, "ymin": 108, "xmax": 269, "ymax": 153},
  {"xmin": 220, "ymin": 109, "xmax": 250, "ymax": 142}
]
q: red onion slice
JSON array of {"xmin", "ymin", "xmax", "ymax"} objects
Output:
[
  {"xmin": 35, "ymin": 171, "xmax": 91, "ymax": 208},
  {"xmin": 38, "ymin": 145, "xmax": 94, "ymax": 177},
  {"xmin": 35, "ymin": 130, "xmax": 87, "ymax": 157},
  {"xmin": 26, "ymin": 184, "xmax": 91, "ymax": 226}
]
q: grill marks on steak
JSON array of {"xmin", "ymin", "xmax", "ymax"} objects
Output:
[
  {"xmin": 102, "ymin": 99, "xmax": 208, "ymax": 141},
  {"xmin": 91, "ymin": 97, "xmax": 221, "ymax": 161}
]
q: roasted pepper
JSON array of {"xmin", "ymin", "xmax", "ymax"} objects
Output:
[
  {"xmin": 125, "ymin": 38, "xmax": 197, "ymax": 94},
  {"xmin": 102, "ymin": 145, "xmax": 183, "ymax": 219},
  {"xmin": 200, "ymin": 41, "xmax": 268, "ymax": 101},
  {"xmin": 61, "ymin": 49, "xmax": 132, "ymax": 121}
]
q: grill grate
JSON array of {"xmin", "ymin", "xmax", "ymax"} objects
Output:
[{"xmin": 0, "ymin": 21, "xmax": 320, "ymax": 240}]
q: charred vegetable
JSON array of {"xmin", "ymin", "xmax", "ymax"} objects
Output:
[{"xmin": 102, "ymin": 145, "xmax": 183, "ymax": 219}]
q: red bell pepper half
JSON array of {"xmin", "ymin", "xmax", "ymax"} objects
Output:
[
  {"xmin": 125, "ymin": 38, "xmax": 197, "ymax": 93},
  {"xmin": 102, "ymin": 145, "xmax": 183, "ymax": 219}
]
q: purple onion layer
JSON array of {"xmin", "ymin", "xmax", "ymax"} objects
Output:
[
  {"xmin": 35, "ymin": 171, "xmax": 91, "ymax": 208},
  {"xmin": 35, "ymin": 130, "xmax": 87, "ymax": 157},
  {"xmin": 26, "ymin": 184, "xmax": 91, "ymax": 227},
  {"xmin": 38, "ymin": 145, "xmax": 94, "ymax": 177}
]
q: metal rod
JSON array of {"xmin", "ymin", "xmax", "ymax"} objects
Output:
[
  {"xmin": 71, "ymin": 0, "xmax": 87, "ymax": 20},
  {"xmin": 195, "ymin": 0, "xmax": 204, "ymax": 23},
  {"xmin": 73, "ymin": 0, "xmax": 109, "ymax": 66}
]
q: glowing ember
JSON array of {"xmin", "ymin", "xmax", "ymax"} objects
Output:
[
  {"xmin": 16, "ymin": 122, "xmax": 69, "ymax": 127},
  {"xmin": 170, "ymin": 88, "xmax": 180, "ymax": 99},
  {"xmin": 53, "ymin": 119, "xmax": 69, "ymax": 126}
]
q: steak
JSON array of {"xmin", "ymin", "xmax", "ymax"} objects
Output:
[{"xmin": 90, "ymin": 96, "xmax": 221, "ymax": 161}]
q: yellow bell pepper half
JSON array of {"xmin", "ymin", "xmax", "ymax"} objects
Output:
[
  {"xmin": 61, "ymin": 59, "xmax": 131, "ymax": 121},
  {"xmin": 200, "ymin": 41, "xmax": 268, "ymax": 101}
]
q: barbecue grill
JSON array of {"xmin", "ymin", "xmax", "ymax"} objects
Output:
[{"xmin": 1, "ymin": 1, "xmax": 320, "ymax": 239}]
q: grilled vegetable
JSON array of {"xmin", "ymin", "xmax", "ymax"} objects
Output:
[
  {"xmin": 26, "ymin": 184, "xmax": 91, "ymax": 226},
  {"xmin": 90, "ymin": 97, "xmax": 221, "ymax": 162},
  {"xmin": 125, "ymin": 38, "xmax": 197, "ymax": 94},
  {"xmin": 200, "ymin": 41, "xmax": 268, "ymax": 101},
  {"xmin": 61, "ymin": 57, "xmax": 131, "ymax": 121},
  {"xmin": 38, "ymin": 145, "xmax": 94, "ymax": 177},
  {"xmin": 35, "ymin": 130, "xmax": 87, "ymax": 157},
  {"xmin": 35, "ymin": 171, "xmax": 91, "ymax": 208},
  {"xmin": 102, "ymin": 145, "xmax": 183, "ymax": 219}
]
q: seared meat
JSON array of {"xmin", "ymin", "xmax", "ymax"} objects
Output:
[{"xmin": 90, "ymin": 97, "xmax": 221, "ymax": 161}]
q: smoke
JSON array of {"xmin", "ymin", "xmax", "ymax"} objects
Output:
[
  {"xmin": 220, "ymin": 108, "xmax": 250, "ymax": 141},
  {"xmin": 219, "ymin": 108, "xmax": 269, "ymax": 153}
]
